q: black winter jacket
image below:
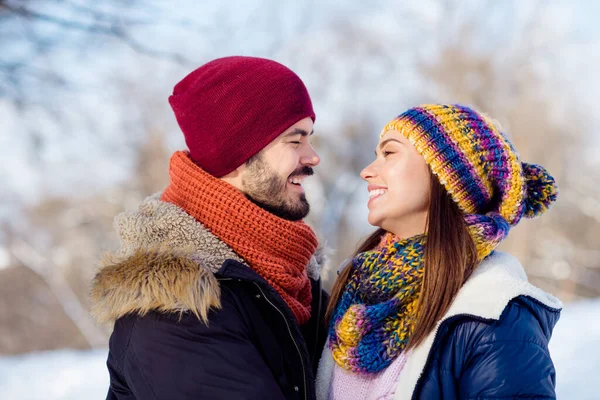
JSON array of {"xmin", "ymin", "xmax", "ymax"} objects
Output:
[
  {"xmin": 105, "ymin": 260, "xmax": 328, "ymax": 400},
  {"xmin": 90, "ymin": 194, "xmax": 328, "ymax": 400}
]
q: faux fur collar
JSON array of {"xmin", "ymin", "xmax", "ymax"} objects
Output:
[
  {"xmin": 315, "ymin": 251, "xmax": 563, "ymax": 400},
  {"xmin": 90, "ymin": 194, "xmax": 324, "ymax": 324}
]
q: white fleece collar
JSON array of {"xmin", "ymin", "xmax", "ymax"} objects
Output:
[{"xmin": 315, "ymin": 252, "xmax": 563, "ymax": 400}]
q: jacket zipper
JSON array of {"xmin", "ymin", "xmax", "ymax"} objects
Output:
[
  {"xmin": 312, "ymin": 278, "xmax": 323, "ymax": 368},
  {"xmin": 411, "ymin": 313, "xmax": 494, "ymax": 400},
  {"xmin": 253, "ymin": 282, "xmax": 307, "ymax": 400}
]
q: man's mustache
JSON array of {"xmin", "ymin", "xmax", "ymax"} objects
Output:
[{"xmin": 289, "ymin": 166, "xmax": 314, "ymax": 178}]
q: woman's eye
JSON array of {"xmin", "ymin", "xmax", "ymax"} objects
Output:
[
  {"xmin": 383, "ymin": 150, "xmax": 394, "ymax": 156},
  {"xmin": 290, "ymin": 141, "xmax": 301, "ymax": 145}
]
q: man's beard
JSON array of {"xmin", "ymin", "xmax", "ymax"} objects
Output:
[{"xmin": 242, "ymin": 155, "xmax": 313, "ymax": 221}]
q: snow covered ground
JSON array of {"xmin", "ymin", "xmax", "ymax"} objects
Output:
[
  {"xmin": 0, "ymin": 348, "xmax": 108, "ymax": 400},
  {"xmin": 0, "ymin": 298, "xmax": 598, "ymax": 399},
  {"xmin": 549, "ymin": 298, "xmax": 600, "ymax": 398}
]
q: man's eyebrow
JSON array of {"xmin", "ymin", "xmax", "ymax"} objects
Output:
[{"xmin": 284, "ymin": 128, "xmax": 314, "ymax": 137}]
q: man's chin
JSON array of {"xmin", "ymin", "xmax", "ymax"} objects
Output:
[
  {"xmin": 245, "ymin": 195, "xmax": 310, "ymax": 221},
  {"xmin": 270, "ymin": 201, "xmax": 310, "ymax": 221}
]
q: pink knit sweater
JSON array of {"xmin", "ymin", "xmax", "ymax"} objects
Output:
[{"xmin": 328, "ymin": 353, "xmax": 408, "ymax": 400}]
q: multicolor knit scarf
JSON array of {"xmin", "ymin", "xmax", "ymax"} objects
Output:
[
  {"xmin": 161, "ymin": 151, "xmax": 318, "ymax": 325},
  {"xmin": 328, "ymin": 209, "xmax": 515, "ymax": 374},
  {"xmin": 328, "ymin": 232, "xmax": 426, "ymax": 374}
]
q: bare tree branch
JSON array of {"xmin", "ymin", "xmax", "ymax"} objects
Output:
[
  {"xmin": 0, "ymin": 0, "xmax": 192, "ymax": 100},
  {"xmin": 10, "ymin": 238, "xmax": 109, "ymax": 348},
  {"xmin": 3, "ymin": 2, "xmax": 121, "ymax": 34}
]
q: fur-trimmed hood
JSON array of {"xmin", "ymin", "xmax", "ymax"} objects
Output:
[{"xmin": 90, "ymin": 194, "xmax": 324, "ymax": 324}]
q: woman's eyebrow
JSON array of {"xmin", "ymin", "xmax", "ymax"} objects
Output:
[
  {"xmin": 378, "ymin": 138, "xmax": 403, "ymax": 151},
  {"xmin": 375, "ymin": 138, "xmax": 402, "ymax": 156}
]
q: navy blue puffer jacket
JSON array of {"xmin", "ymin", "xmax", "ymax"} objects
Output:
[
  {"xmin": 413, "ymin": 295, "xmax": 560, "ymax": 399},
  {"xmin": 316, "ymin": 252, "xmax": 563, "ymax": 400}
]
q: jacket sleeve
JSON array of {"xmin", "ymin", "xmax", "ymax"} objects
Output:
[
  {"xmin": 121, "ymin": 294, "xmax": 286, "ymax": 400},
  {"xmin": 459, "ymin": 337, "xmax": 557, "ymax": 399}
]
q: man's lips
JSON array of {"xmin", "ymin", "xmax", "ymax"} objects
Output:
[
  {"xmin": 288, "ymin": 175, "xmax": 307, "ymax": 186},
  {"xmin": 287, "ymin": 166, "xmax": 314, "ymax": 187}
]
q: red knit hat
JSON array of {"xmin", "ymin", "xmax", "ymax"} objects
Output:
[{"xmin": 168, "ymin": 56, "xmax": 316, "ymax": 177}]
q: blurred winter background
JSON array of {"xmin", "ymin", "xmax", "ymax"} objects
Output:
[{"xmin": 0, "ymin": 0, "xmax": 599, "ymax": 398}]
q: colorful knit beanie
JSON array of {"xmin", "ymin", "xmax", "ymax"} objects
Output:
[
  {"xmin": 382, "ymin": 104, "xmax": 558, "ymax": 259},
  {"xmin": 328, "ymin": 104, "xmax": 558, "ymax": 374},
  {"xmin": 169, "ymin": 56, "xmax": 315, "ymax": 177}
]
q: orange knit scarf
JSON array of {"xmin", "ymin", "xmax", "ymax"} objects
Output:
[{"xmin": 161, "ymin": 151, "xmax": 318, "ymax": 325}]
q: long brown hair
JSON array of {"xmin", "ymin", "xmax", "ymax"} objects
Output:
[{"xmin": 325, "ymin": 174, "xmax": 478, "ymax": 350}]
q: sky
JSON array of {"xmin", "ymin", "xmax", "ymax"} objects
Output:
[{"xmin": 1, "ymin": 0, "xmax": 598, "ymax": 213}]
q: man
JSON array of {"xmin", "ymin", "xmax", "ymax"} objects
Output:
[{"xmin": 90, "ymin": 56, "xmax": 328, "ymax": 400}]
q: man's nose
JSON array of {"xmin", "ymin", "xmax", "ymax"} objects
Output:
[{"xmin": 300, "ymin": 144, "xmax": 320, "ymax": 167}]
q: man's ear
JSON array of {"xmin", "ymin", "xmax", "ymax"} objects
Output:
[{"xmin": 220, "ymin": 164, "xmax": 245, "ymax": 190}]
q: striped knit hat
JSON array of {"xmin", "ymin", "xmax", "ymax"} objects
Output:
[{"xmin": 382, "ymin": 104, "xmax": 558, "ymax": 258}]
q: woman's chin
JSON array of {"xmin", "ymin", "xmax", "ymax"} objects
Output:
[{"xmin": 367, "ymin": 212, "xmax": 384, "ymax": 228}]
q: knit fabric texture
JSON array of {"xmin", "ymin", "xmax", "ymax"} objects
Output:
[
  {"xmin": 329, "ymin": 350, "xmax": 408, "ymax": 400},
  {"xmin": 168, "ymin": 56, "xmax": 315, "ymax": 177},
  {"xmin": 161, "ymin": 151, "xmax": 318, "ymax": 324},
  {"xmin": 382, "ymin": 104, "xmax": 558, "ymax": 259},
  {"xmin": 329, "ymin": 233, "xmax": 425, "ymax": 374},
  {"xmin": 328, "ymin": 104, "xmax": 559, "ymax": 374}
]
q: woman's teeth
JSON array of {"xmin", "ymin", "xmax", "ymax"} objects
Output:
[{"xmin": 369, "ymin": 188, "xmax": 387, "ymax": 199}]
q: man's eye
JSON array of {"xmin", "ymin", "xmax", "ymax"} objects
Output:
[{"xmin": 290, "ymin": 141, "xmax": 301, "ymax": 144}]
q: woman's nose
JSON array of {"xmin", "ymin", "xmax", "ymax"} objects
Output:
[{"xmin": 360, "ymin": 161, "xmax": 377, "ymax": 181}]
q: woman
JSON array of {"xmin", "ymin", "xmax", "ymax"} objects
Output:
[{"xmin": 317, "ymin": 104, "xmax": 562, "ymax": 400}]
